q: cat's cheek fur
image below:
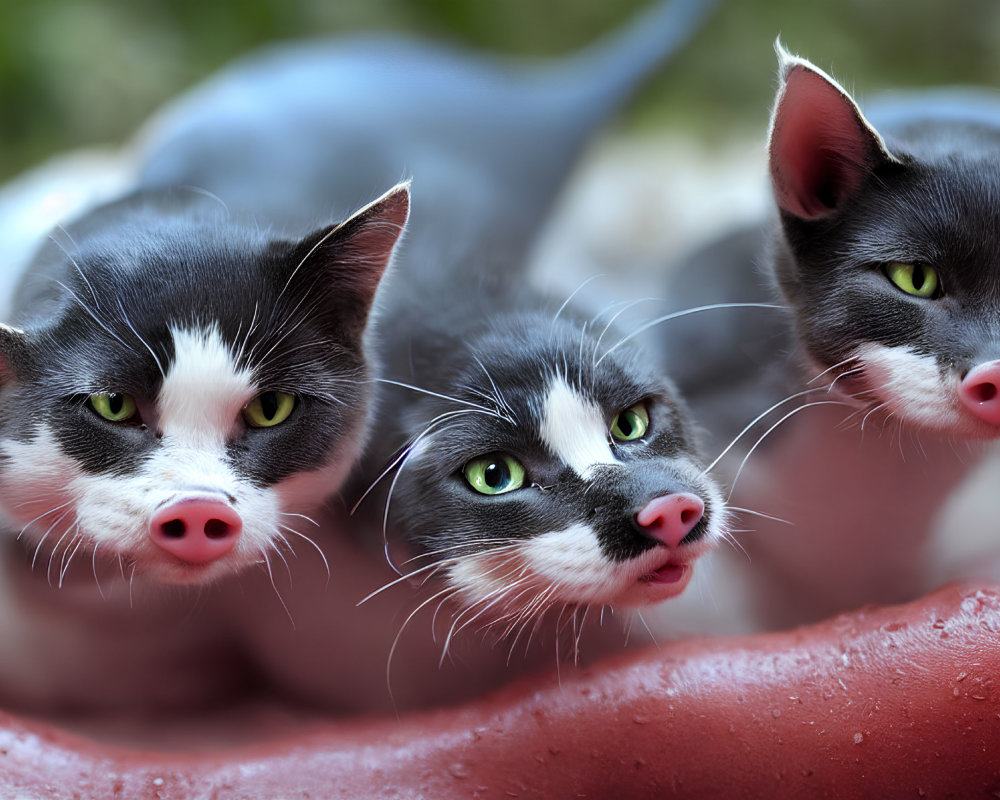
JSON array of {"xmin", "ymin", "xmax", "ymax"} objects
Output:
[
  {"xmin": 0, "ymin": 424, "xmax": 315, "ymax": 586},
  {"xmin": 445, "ymin": 501, "xmax": 723, "ymax": 613},
  {"xmin": 851, "ymin": 342, "xmax": 991, "ymax": 436},
  {"xmin": 0, "ymin": 426, "xmax": 78, "ymax": 544}
]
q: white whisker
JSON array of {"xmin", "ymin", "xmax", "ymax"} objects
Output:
[
  {"xmin": 727, "ymin": 400, "xmax": 851, "ymax": 501},
  {"xmin": 277, "ymin": 523, "xmax": 330, "ymax": 582},
  {"xmin": 701, "ymin": 387, "xmax": 827, "ymax": 476},
  {"xmin": 597, "ymin": 302, "xmax": 786, "ymax": 365},
  {"xmin": 727, "ymin": 506, "xmax": 792, "ymax": 525}
]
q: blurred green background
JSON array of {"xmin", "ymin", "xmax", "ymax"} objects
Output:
[{"xmin": 1, "ymin": 0, "xmax": 999, "ymax": 182}]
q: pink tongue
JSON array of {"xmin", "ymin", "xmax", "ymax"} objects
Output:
[{"xmin": 646, "ymin": 564, "xmax": 684, "ymax": 584}]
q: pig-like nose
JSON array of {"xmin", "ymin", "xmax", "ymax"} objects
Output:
[
  {"xmin": 634, "ymin": 493, "xmax": 705, "ymax": 548},
  {"xmin": 959, "ymin": 360, "xmax": 1000, "ymax": 426},
  {"xmin": 150, "ymin": 496, "xmax": 241, "ymax": 564}
]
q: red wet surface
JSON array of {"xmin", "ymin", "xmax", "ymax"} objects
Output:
[{"xmin": 2, "ymin": 581, "xmax": 999, "ymax": 798}]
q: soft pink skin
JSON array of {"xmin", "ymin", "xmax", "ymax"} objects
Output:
[
  {"xmin": 634, "ymin": 492, "xmax": 704, "ymax": 548},
  {"xmin": 959, "ymin": 360, "xmax": 1000, "ymax": 426},
  {"xmin": 1, "ymin": 581, "xmax": 998, "ymax": 798},
  {"xmin": 149, "ymin": 496, "xmax": 242, "ymax": 564}
]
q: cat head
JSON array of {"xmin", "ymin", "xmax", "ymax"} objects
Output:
[
  {"xmin": 0, "ymin": 183, "xmax": 409, "ymax": 586},
  {"xmin": 376, "ymin": 310, "xmax": 725, "ymax": 625},
  {"xmin": 768, "ymin": 43, "xmax": 1000, "ymax": 437}
]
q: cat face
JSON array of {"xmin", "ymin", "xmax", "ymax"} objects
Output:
[
  {"xmin": 0, "ymin": 184, "xmax": 408, "ymax": 585},
  {"xmin": 769, "ymin": 45, "xmax": 1000, "ymax": 438},
  {"xmin": 382, "ymin": 313, "xmax": 724, "ymax": 621}
]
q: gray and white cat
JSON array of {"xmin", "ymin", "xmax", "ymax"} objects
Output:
[
  {"xmin": 661, "ymin": 44, "xmax": 1000, "ymax": 631},
  {"xmin": 0, "ymin": 183, "xmax": 407, "ymax": 714},
  {"xmin": 358, "ymin": 284, "xmax": 724, "ymax": 627},
  {"xmin": 0, "ymin": 185, "xmax": 407, "ymax": 586}
]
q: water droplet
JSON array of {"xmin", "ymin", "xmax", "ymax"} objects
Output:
[
  {"xmin": 772, "ymin": 709, "xmax": 782, "ymax": 718},
  {"xmin": 632, "ymin": 716, "xmax": 650, "ymax": 725},
  {"xmin": 152, "ymin": 778, "xmax": 164, "ymax": 787},
  {"xmin": 853, "ymin": 732, "xmax": 864, "ymax": 745},
  {"xmin": 956, "ymin": 671, "xmax": 968, "ymax": 682},
  {"xmin": 448, "ymin": 763, "xmax": 468, "ymax": 779}
]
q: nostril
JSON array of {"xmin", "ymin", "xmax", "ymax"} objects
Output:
[
  {"xmin": 161, "ymin": 519, "xmax": 186, "ymax": 538},
  {"xmin": 971, "ymin": 382, "xmax": 998, "ymax": 403},
  {"xmin": 679, "ymin": 507, "xmax": 699, "ymax": 526},
  {"xmin": 204, "ymin": 518, "xmax": 232, "ymax": 539}
]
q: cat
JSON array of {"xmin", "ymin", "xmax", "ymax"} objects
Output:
[
  {"xmin": 124, "ymin": 0, "xmax": 724, "ymax": 714},
  {"xmin": 658, "ymin": 43, "xmax": 1000, "ymax": 632},
  {"xmin": 0, "ymin": 182, "xmax": 408, "ymax": 713},
  {"xmin": 357, "ymin": 275, "xmax": 727, "ymax": 635}
]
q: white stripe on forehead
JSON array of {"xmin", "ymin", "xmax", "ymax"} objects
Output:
[
  {"xmin": 539, "ymin": 376, "xmax": 618, "ymax": 478},
  {"xmin": 158, "ymin": 326, "xmax": 255, "ymax": 442}
]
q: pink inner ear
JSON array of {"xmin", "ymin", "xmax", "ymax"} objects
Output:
[
  {"xmin": 340, "ymin": 186, "xmax": 410, "ymax": 302},
  {"xmin": 770, "ymin": 65, "xmax": 880, "ymax": 220}
]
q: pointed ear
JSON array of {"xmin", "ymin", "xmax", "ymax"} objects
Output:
[
  {"xmin": 290, "ymin": 181, "xmax": 410, "ymax": 331},
  {"xmin": 0, "ymin": 323, "xmax": 29, "ymax": 387},
  {"xmin": 768, "ymin": 42, "xmax": 900, "ymax": 220}
]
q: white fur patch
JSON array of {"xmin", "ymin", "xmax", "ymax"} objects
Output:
[
  {"xmin": 539, "ymin": 377, "xmax": 617, "ymax": 478},
  {"xmin": 853, "ymin": 342, "xmax": 967, "ymax": 432},
  {"xmin": 447, "ymin": 516, "xmax": 720, "ymax": 611},
  {"xmin": 158, "ymin": 326, "xmax": 255, "ymax": 445},
  {"xmin": 448, "ymin": 523, "xmax": 615, "ymax": 609},
  {"xmin": 520, "ymin": 522, "xmax": 614, "ymax": 602}
]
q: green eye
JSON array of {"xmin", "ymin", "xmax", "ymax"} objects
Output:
[
  {"xmin": 88, "ymin": 393, "xmax": 137, "ymax": 423},
  {"xmin": 243, "ymin": 391, "xmax": 296, "ymax": 428},
  {"xmin": 886, "ymin": 262, "xmax": 939, "ymax": 298},
  {"xmin": 611, "ymin": 403, "xmax": 649, "ymax": 442},
  {"xmin": 463, "ymin": 454, "xmax": 526, "ymax": 495}
]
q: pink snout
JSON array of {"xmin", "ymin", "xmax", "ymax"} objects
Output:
[
  {"xmin": 959, "ymin": 360, "xmax": 1000, "ymax": 426},
  {"xmin": 634, "ymin": 492, "xmax": 705, "ymax": 548},
  {"xmin": 150, "ymin": 496, "xmax": 241, "ymax": 564}
]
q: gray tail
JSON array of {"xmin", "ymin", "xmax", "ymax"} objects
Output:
[{"xmin": 542, "ymin": 0, "xmax": 718, "ymax": 118}]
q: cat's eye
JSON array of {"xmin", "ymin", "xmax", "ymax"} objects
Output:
[
  {"xmin": 243, "ymin": 391, "xmax": 297, "ymax": 428},
  {"xmin": 610, "ymin": 403, "xmax": 649, "ymax": 442},
  {"xmin": 885, "ymin": 262, "xmax": 939, "ymax": 298},
  {"xmin": 88, "ymin": 392, "xmax": 138, "ymax": 423},
  {"xmin": 463, "ymin": 454, "xmax": 526, "ymax": 495}
]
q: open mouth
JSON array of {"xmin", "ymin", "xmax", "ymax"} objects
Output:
[{"xmin": 639, "ymin": 561, "xmax": 688, "ymax": 585}]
